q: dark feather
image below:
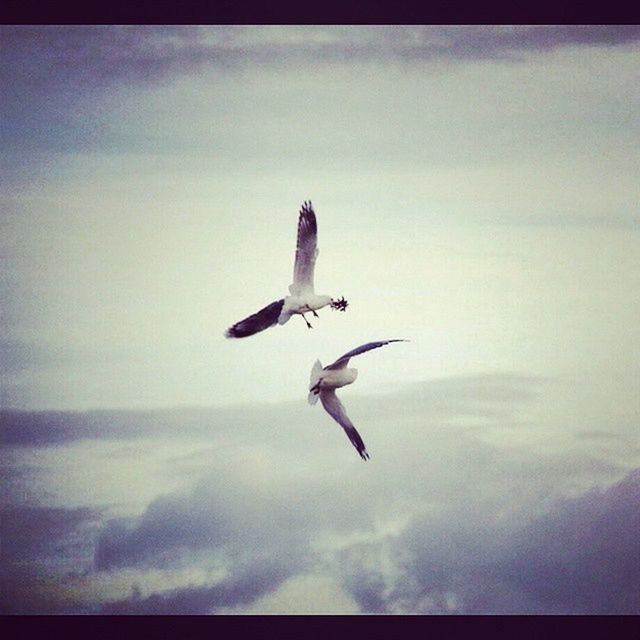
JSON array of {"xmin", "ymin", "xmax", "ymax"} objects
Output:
[
  {"xmin": 325, "ymin": 339, "xmax": 408, "ymax": 370},
  {"xmin": 319, "ymin": 389, "xmax": 370, "ymax": 461},
  {"xmin": 298, "ymin": 201, "xmax": 317, "ymax": 241},
  {"xmin": 225, "ymin": 299, "xmax": 285, "ymax": 338},
  {"xmin": 343, "ymin": 424, "xmax": 370, "ymax": 461}
]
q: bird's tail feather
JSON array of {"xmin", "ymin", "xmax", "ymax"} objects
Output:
[
  {"xmin": 225, "ymin": 299, "xmax": 285, "ymax": 338},
  {"xmin": 308, "ymin": 359, "xmax": 323, "ymax": 405}
]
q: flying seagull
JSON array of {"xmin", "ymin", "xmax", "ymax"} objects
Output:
[
  {"xmin": 225, "ymin": 201, "xmax": 348, "ymax": 338},
  {"xmin": 308, "ymin": 339, "xmax": 408, "ymax": 460}
]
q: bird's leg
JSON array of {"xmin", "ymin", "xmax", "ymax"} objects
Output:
[
  {"xmin": 301, "ymin": 313, "xmax": 313, "ymax": 329},
  {"xmin": 303, "ymin": 304, "xmax": 319, "ymax": 319}
]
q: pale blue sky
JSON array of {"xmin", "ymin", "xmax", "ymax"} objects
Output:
[{"xmin": 2, "ymin": 26, "xmax": 640, "ymax": 410}]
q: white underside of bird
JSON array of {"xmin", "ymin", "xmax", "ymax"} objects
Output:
[
  {"xmin": 278, "ymin": 292, "xmax": 333, "ymax": 325},
  {"xmin": 308, "ymin": 339, "xmax": 408, "ymax": 461},
  {"xmin": 225, "ymin": 201, "xmax": 348, "ymax": 339}
]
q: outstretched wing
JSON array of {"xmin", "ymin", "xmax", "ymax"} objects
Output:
[
  {"xmin": 319, "ymin": 388, "xmax": 370, "ymax": 461},
  {"xmin": 225, "ymin": 299, "xmax": 285, "ymax": 338},
  {"xmin": 289, "ymin": 201, "xmax": 318, "ymax": 296},
  {"xmin": 325, "ymin": 339, "xmax": 408, "ymax": 370}
]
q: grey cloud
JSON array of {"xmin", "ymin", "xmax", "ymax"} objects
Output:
[
  {"xmin": 4, "ymin": 24, "xmax": 639, "ymax": 177},
  {"xmin": 3, "ymin": 24, "xmax": 640, "ymax": 148},
  {"xmin": 499, "ymin": 468, "xmax": 640, "ymax": 613},
  {"xmin": 3, "ymin": 370, "xmax": 638, "ymax": 614},
  {"xmin": 91, "ymin": 461, "xmax": 365, "ymax": 612},
  {"xmin": 88, "ymin": 380, "xmax": 635, "ymax": 614},
  {"xmin": 411, "ymin": 25, "xmax": 640, "ymax": 59},
  {"xmin": 335, "ymin": 546, "xmax": 391, "ymax": 614},
  {"xmin": 345, "ymin": 570, "xmax": 389, "ymax": 614},
  {"xmin": 0, "ymin": 504, "xmax": 101, "ymax": 614},
  {"xmin": 0, "ymin": 504, "xmax": 99, "ymax": 563},
  {"xmin": 0, "ymin": 405, "xmax": 261, "ymax": 446},
  {"xmin": 99, "ymin": 556, "xmax": 298, "ymax": 614},
  {"xmin": 1, "ymin": 26, "xmax": 209, "ymax": 154},
  {"xmin": 1, "ymin": 26, "xmax": 206, "ymax": 90},
  {"xmin": 0, "ymin": 564, "xmax": 85, "ymax": 614},
  {"xmin": 336, "ymin": 468, "xmax": 640, "ymax": 614},
  {"xmin": 94, "ymin": 462, "xmax": 373, "ymax": 571},
  {"xmin": 4, "ymin": 26, "xmax": 640, "ymax": 93},
  {"xmin": 2, "ymin": 410, "xmax": 103, "ymax": 445},
  {"xmin": 1, "ymin": 372, "xmax": 545, "ymax": 446}
]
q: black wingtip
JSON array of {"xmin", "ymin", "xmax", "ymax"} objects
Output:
[
  {"xmin": 225, "ymin": 326, "xmax": 245, "ymax": 339},
  {"xmin": 359, "ymin": 449, "xmax": 370, "ymax": 461},
  {"xmin": 300, "ymin": 200, "xmax": 315, "ymax": 216},
  {"xmin": 225, "ymin": 299, "xmax": 285, "ymax": 339}
]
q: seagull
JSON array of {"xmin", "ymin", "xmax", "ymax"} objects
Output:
[
  {"xmin": 308, "ymin": 339, "xmax": 408, "ymax": 460},
  {"xmin": 225, "ymin": 201, "xmax": 348, "ymax": 338}
]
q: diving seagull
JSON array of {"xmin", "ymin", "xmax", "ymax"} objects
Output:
[
  {"xmin": 225, "ymin": 201, "xmax": 348, "ymax": 338},
  {"xmin": 308, "ymin": 339, "xmax": 408, "ymax": 460}
]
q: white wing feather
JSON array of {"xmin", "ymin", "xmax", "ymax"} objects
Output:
[{"xmin": 289, "ymin": 201, "xmax": 318, "ymax": 296}]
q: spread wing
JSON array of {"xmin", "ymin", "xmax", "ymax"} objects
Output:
[
  {"xmin": 325, "ymin": 339, "xmax": 408, "ymax": 370},
  {"xmin": 289, "ymin": 201, "xmax": 318, "ymax": 296},
  {"xmin": 225, "ymin": 299, "xmax": 285, "ymax": 338},
  {"xmin": 319, "ymin": 388, "xmax": 370, "ymax": 461}
]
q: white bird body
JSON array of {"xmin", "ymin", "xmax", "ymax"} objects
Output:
[
  {"xmin": 226, "ymin": 202, "xmax": 347, "ymax": 339},
  {"xmin": 316, "ymin": 367, "xmax": 358, "ymax": 389},
  {"xmin": 308, "ymin": 339, "xmax": 408, "ymax": 460},
  {"xmin": 278, "ymin": 293, "xmax": 334, "ymax": 325}
]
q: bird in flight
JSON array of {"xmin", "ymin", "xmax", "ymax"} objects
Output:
[
  {"xmin": 226, "ymin": 201, "xmax": 348, "ymax": 338},
  {"xmin": 308, "ymin": 339, "xmax": 408, "ymax": 460}
]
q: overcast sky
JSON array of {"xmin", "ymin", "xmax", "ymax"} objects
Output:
[{"xmin": 1, "ymin": 25, "xmax": 639, "ymax": 615}]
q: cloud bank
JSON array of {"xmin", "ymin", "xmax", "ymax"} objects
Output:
[
  {"xmin": 3, "ymin": 374, "xmax": 638, "ymax": 614},
  {"xmin": 4, "ymin": 26, "xmax": 640, "ymax": 91}
]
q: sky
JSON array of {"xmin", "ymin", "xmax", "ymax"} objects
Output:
[{"xmin": 1, "ymin": 25, "xmax": 640, "ymax": 614}]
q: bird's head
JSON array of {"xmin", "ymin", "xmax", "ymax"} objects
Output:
[{"xmin": 330, "ymin": 296, "xmax": 349, "ymax": 312}]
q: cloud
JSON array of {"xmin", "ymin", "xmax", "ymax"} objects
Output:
[
  {"xmin": 1, "ymin": 26, "xmax": 205, "ymax": 90},
  {"xmin": 90, "ymin": 444, "xmax": 376, "ymax": 611},
  {"xmin": 0, "ymin": 504, "xmax": 99, "ymax": 563},
  {"xmin": 93, "ymin": 454, "xmax": 374, "ymax": 571},
  {"xmin": 3, "ymin": 25, "xmax": 639, "ymax": 151},
  {"xmin": 1, "ymin": 372, "xmax": 545, "ymax": 446},
  {"xmin": 3, "ymin": 370, "xmax": 638, "ymax": 614},
  {"xmin": 0, "ymin": 505, "xmax": 101, "ymax": 614},
  {"xmin": 333, "ymin": 468, "xmax": 640, "ymax": 614},
  {"xmin": 3, "ymin": 26, "xmax": 640, "ymax": 94},
  {"xmin": 339, "ymin": 558, "xmax": 390, "ymax": 614},
  {"xmin": 99, "ymin": 558, "xmax": 296, "ymax": 614},
  {"xmin": 90, "ymin": 477, "xmax": 339, "ymax": 612},
  {"xmin": 0, "ymin": 404, "xmax": 271, "ymax": 445},
  {"xmin": 498, "ymin": 468, "xmax": 640, "ymax": 613},
  {"xmin": 417, "ymin": 26, "xmax": 640, "ymax": 59}
]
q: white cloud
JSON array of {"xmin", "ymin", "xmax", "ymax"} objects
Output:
[{"xmin": 223, "ymin": 574, "xmax": 360, "ymax": 614}]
